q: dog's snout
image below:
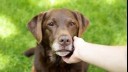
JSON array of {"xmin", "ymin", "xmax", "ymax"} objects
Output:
[{"xmin": 58, "ymin": 35, "xmax": 71, "ymax": 46}]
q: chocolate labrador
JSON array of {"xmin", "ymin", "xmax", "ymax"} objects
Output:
[{"xmin": 25, "ymin": 9, "xmax": 89, "ymax": 72}]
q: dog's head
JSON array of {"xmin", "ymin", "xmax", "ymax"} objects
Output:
[{"xmin": 28, "ymin": 9, "xmax": 89, "ymax": 57}]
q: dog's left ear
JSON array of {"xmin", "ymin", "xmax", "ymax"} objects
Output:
[
  {"xmin": 73, "ymin": 11, "xmax": 89, "ymax": 37},
  {"xmin": 27, "ymin": 12, "xmax": 46, "ymax": 43}
]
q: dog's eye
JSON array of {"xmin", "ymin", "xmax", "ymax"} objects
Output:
[
  {"xmin": 69, "ymin": 22, "xmax": 75, "ymax": 26},
  {"xmin": 48, "ymin": 22, "xmax": 54, "ymax": 26}
]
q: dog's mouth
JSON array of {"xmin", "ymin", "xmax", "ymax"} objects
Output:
[
  {"xmin": 56, "ymin": 49, "xmax": 73, "ymax": 57},
  {"xmin": 55, "ymin": 44, "xmax": 74, "ymax": 57}
]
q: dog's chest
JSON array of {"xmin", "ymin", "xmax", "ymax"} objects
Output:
[
  {"xmin": 45, "ymin": 64, "xmax": 82, "ymax": 72},
  {"xmin": 41, "ymin": 60, "xmax": 84, "ymax": 72}
]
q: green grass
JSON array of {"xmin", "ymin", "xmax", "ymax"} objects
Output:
[{"xmin": 0, "ymin": 0, "xmax": 126, "ymax": 72}]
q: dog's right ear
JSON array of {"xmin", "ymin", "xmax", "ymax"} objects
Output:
[
  {"xmin": 72, "ymin": 11, "xmax": 89, "ymax": 37},
  {"xmin": 28, "ymin": 12, "xmax": 46, "ymax": 43}
]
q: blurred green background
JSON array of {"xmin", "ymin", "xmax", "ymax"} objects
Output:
[{"xmin": 0, "ymin": 0, "xmax": 127, "ymax": 72}]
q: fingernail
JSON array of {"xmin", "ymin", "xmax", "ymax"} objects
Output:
[{"xmin": 74, "ymin": 36, "xmax": 77, "ymax": 39}]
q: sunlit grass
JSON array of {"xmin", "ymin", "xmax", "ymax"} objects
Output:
[
  {"xmin": 28, "ymin": 0, "xmax": 71, "ymax": 7},
  {"xmin": 0, "ymin": 54, "xmax": 10, "ymax": 70},
  {"xmin": 0, "ymin": 15, "xmax": 17, "ymax": 38},
  {"xmin": 0, "ymin": 0, "xmax": 126, "ymax": 72},
  {"xmin": 49, "ymin": 0, "xmax": 71, "ymax": 6},
  {"xmin": 106, "ymin": 0, "xmax": 115, "ymax": 4}
]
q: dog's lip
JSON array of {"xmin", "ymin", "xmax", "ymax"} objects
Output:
[{"xmin": 56, "ymin": 49, "xmax": 72, "ymax": 52}]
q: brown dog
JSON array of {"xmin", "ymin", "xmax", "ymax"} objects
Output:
[{"xmin": 25, "ymin": 9, "xmax": 89, "ymax": 72}]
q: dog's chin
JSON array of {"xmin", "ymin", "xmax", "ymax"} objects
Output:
[{"xmin": 56, "ymin": 51, "xmax": 70, "ymax": 57}]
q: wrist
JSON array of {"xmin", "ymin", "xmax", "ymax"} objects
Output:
[{"xmin": 76, "ymin": 41, "xmax": 88, "ymax": 60}]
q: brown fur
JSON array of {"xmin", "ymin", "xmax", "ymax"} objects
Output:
[{"xmin": 24, "ymin": 9, "xmax": 89, "ymax": 72}]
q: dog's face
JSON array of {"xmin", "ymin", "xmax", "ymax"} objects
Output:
[
  {"xmin": 44, "ymin": 9, "xmax": 79, "ymax": 57},
  {"xmin": 28, "ymin": 9, "xmax": 89, "ymax": 57}
]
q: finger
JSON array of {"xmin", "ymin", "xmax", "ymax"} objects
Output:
[
  {"xmin": 74, "ymin": 36, "xmax": 78, "ymax": 40},
  {"xmin": 62, "ymin": 56, "xmax": 76, "ymax": 64},
  {"xmin": 62, "ymin": 57, "xmax": 72, "ymax": 64}
]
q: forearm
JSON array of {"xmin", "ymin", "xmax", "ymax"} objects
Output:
[{"xmin": 78, "ymin": 42, "xmax": 127, "ymax": 72}]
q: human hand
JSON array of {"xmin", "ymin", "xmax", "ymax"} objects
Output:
[{"xmin": 62, "ymin": 36, "xmax": 86, "ymax": 63}]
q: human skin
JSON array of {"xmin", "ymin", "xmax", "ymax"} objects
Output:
[{"xmin": 62, "ymin": 36, "xmax": 127, "ymax": 72}]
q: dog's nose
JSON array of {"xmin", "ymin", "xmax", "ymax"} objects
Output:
[{"xmin": 59, "ymin": 35, "xmax": 71, "ymax": 46}]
